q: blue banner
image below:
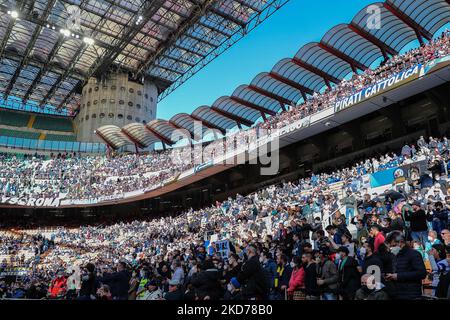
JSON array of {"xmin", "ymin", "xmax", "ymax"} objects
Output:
[{"xmin": 369, "ymin": 167, "xmax": 397, "ymax": 188}]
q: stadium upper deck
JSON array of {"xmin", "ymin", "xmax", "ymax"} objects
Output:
[
  {"xmin": 95, "ymin": 0, "xmax": 450, "ymax": 149},
  {"xmin": 0, "ymin": 0, "xmax": 289, "ymax": 116}
]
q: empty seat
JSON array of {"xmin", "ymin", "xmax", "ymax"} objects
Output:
[
  {"xmin": 0, "ymin": 110, "xmax": 30, "ymax": 127},
  {"xmin": 45, "ymin": 134, "xmax": 77, "ymax": 142},
  {"xmin": 33, "ymin": 116, "xmax": 74, "ymax": 132},
  {"xmin": 0, "ymin": 128, "xmax": 40, "ymax": 139}
]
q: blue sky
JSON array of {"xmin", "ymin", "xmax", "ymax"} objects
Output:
[{"xmin": 157, "ymin": 0, "xmax": 377, "ymax": 120}]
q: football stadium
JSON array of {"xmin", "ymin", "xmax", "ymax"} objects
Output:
[{"xmin": 0, "ymin": 0, "xmax": 450, "ymax": 308}]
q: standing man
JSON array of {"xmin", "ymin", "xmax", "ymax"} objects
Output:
[
  {"xmin": 236, "ymin": 246, "xmax": 268, "ymax": 300},
  {"xmin": 336, "ymin": 246, "xmax": 360, "ymax": 300},
  {"xmin": 370, "ymin": 225, "xmax": 386, "ymax": 254},
  {"xmin": 316, "ymin": 249, "xmax": 338, "ymax": 300},
  {"xmin": 405, "ymin": 201, "xmax": 429, "ymax": 246},
  {"xmin": 384, "ymin": 231, "xmax": 427, "ymax": 299},
  {"xmin": 302, "ymin": 252, "xmax": 319, "ymax": 300},
  {"xmin": 99, "ymin": 261, "xmax": 131, "ymax": 300}
]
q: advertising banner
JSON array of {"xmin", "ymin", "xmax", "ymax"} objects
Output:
[
  {"xmin": 277, "ymin": 116, "xmax": 311, "ymax": 137},
  {"xmin": 335, "ymin": 64, "xmax": 421, "ymax": 113},
  {"xmin": 0, "ymin": 196, "xmax": 61, "ymax": 207},
  {"xmin": 335, "ymin": 55, "xmax": 450, "ymax": 113}
]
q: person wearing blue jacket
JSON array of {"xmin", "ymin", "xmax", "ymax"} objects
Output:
[{"xmin": 260, "ymin": 250, "xmax": 277, "ymax": 294}]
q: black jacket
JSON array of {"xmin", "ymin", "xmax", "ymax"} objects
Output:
[
  {"xmin": 299, "ymin": 224, "xmax": 312, "ymax": 241},
  {"xmin": 378, "ymin": 250, "xmax": 395, "ymax": 274},
  {"xmin": 223, "ymin": 263, "xmax": 241, "ymax": 283},
  {"xmin": 223, "ymin": 289, "xmax": 242, "ymax": 300},
  {"xmin": 405, "ymin": 209, "xmax": 428, "ymax": 232},
  {"xmin": 164, "ymin": 288, "xmax": 183, "ymax": 300},
  {"xmin": 390, "ymin": 246, "xmax": 426, "ymax": 300},
  {"xmin": 337, "ymin": 256, "xmax": 361, "ymax": 299},
  {"xmin": 100, "ymin": 270, "xmax": 130, "ymax": 300},
  {"xmin": 237, "ymin": 255, "xmax": 268, "ymax": 298},
  {"xmin": 275, "ymin": 263, "xmax": 292, "ymax": 292},
  {"xmin": 303, "ymin": 263, "xmax": 319, "ymax": 296},
  {"xmin": 362, "ymin": 254, "xmax": 384, "ymax": 275},
  {"xmin": 190, "ymin": 269, "xmax": 223, "ymax": 300},
  {"xmin": 79, "ymin": 272, "xmax": 97, "ymax": 298},
  {"xmin": 390, "ymin": 217, "xmax": 405, "ymax": 232}
]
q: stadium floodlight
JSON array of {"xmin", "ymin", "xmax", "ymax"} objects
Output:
[
  {"xmin": 60, "ymin": 29, "xmax": 71, "ymax": 37},
  {"xmin": 83, "ymin": 37, "xmax": 95, "ymax": 45}
]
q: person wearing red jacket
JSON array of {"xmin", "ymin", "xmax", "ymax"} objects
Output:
[
  {"xmin": 48, "ymin": 271, "xmax": 68, "ymax": 299},
  {"xmin": 371, "ymin": 224, "xmax": 385, "ymax": 253},
  {"xmin": 287, "ymin": 256, "xmax": 305, "ymax": 296}
]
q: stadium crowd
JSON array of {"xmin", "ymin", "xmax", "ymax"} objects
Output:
[
  {"xmin": 259, "ymin": 30, "xmax": 450, "ymax": 130},
  {"xmin": 0, "ymin": 31, "xmax": 449, "ymax": 204},
  {"xmin": 0, "ymin": 150, "xmax": 191, "ymax": 201},
  {"xmin": 1, "ymin": 134, "xmax": 450, "ymax": 300}
]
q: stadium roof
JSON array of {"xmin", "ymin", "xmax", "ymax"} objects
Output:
[
  {"xmin": 98, "ymin": 0, "xmax": 450, "ymax": 149},
  {"xmin": 0, "ymin": 0, "xmax": 291, "ymax": 116}
]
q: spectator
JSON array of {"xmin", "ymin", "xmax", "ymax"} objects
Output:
[
  {"xmin": 441, "ymin": 229, "xmax": 450, "ymax": 246},
  {"xmin": 223, "ymin": 253, "xmax": 241, "ymax": 282},
  {"xmin": 370, "ymin": 224, "xmax": 386, "ymax": 254},
  {"xmin": 224, "ymin": 277, "xmax": 242, "ymax": 300},
  {"xmin": 287, "ymin": 256, "xmax": 305, "ymax": 297},
  {"xmin": 405, "ymin": 201, "xmax": 430, "ymax": 246},
  {"xmin": 48, "ymin": 270, "xmax": 67, "ymax": 299},
  {"xmin": 100, "ymin": 262, "xmax": 131, "ymax": 300},
  {"xmin": 302, "ymin": 252, "xmax": 319, "ymax": 300},
  {"xmin": 336, "ymin": 246, "xmax": 360, "ymax": 300},
  {"xmin": 96, "ymin": 284, "xmax": 112, "ymax": 300},
  {"xmin": 260, "ymin": 250, "xmax": 277, "ymax": 293},
  {"xmin": 427, "ymin": 243, "xmax": 449, "ymax": 296},
  {"xmin": 236, "ymin": 246, "xmax": 268, "ymax": 300},
  {"xmin": 190, "ymin": 260, "xmax": 222, "ymax": 300},
  {"xmin": 384, "ymin": 231, "xmax": 427, "ymax": 299},
  {"xmin": 316, "ymin": 249, "xmax": 338, "ymax": 300},
  {"xmin": 139, "ymin": 279, "xmax": 163, "ymax": 300},
  {"xmin": 273, "ymin": 254, "xmax": 292, "ymax": 300},
  {"xmin": 163, "ymin": 279, "xmax": 183, "ymax": 300},
  {"xmin": 78, "ymin": 263, "xmax": 97, "ymax": 300},
  {"xmin": 128, "ymin": 270, "xmax": 139, "ymax": 300},
  {"xmin": 355, "ymin": 274, "xmax": 389, "ymax": 300},
  {"xmin": 135, "ymin": 267, "xmax": 150, "ymax": 300},
  {"xmin": 360, "ymin": 241, "xmax": 383, "ymax": 275}
]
